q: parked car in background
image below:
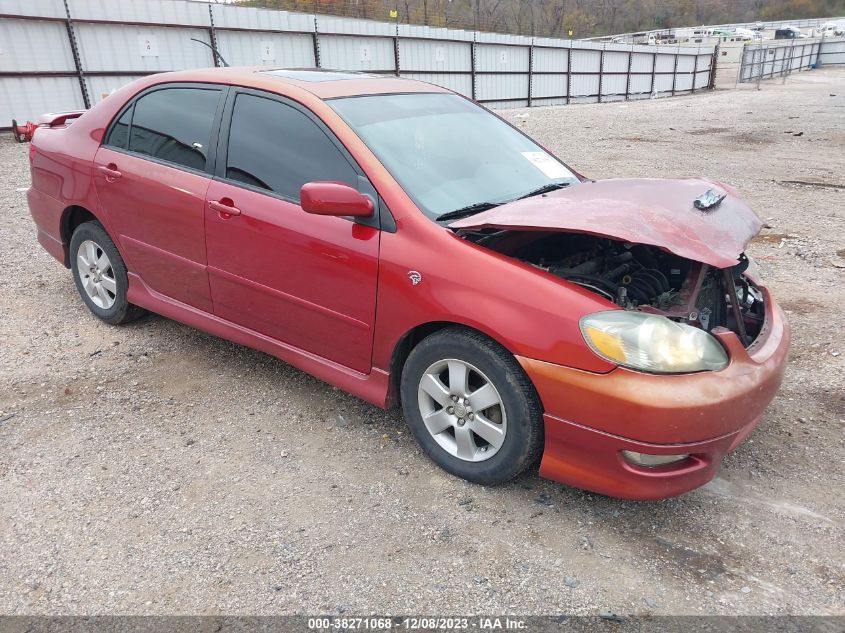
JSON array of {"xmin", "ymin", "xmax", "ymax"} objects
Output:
[
  {"xmin": 816, "ymin": 21, "xmax": 845, "ymax": 36},
  {"xmin": 775, "ymin": 26, "xmax": 806, "ymax": 39},
  {"xmin": 734, "ymin": 27, "xmax": 762, "ymax": 41},
  {"xmin": 25, "ymin": 68, "xmax": 789, "ymax": 500}
]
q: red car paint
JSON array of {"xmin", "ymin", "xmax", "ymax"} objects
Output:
[
  {"xmin": 13, "ymin": 111, "xmax": 85, "ymax": 143},
  {"xmin": 26, "ymin": 67, "xmax": 789, "ymax": 500},
  {"xmin": 521, "ymin": 289, "xmax": 789, "ymax": 499},
  {"xmin": 449, "ymin": 177, "xmax": 763, "ymax": 269},
  {"xmin": 301, "ymin": 182, "xmax": 375, "ymax": 217}
]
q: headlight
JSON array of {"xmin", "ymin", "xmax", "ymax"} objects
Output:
[{"xmin": 579, "ymin": 311, "xmax": 728, "ymax": 374}]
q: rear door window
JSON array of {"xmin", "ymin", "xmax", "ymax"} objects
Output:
[
  {"xmin": 224, "ymin": 93, "xmax": 358, "ymax": 201},
  {"xmin": 128, "ymin": 87, "xmax": 221, "ymax": 172}
]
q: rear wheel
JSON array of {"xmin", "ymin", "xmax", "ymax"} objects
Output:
[
  {"xmin": 69, "ymin": 221, "xmax": 144, "ymax": 325},
  {"xmin": 400, "ymin": 328, "xmax": 543, "ymax": 485}
]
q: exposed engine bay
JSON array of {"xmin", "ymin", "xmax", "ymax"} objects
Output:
[{"xmin": 465, "ymin": 230, "xmax": 766, "ymax": 345}]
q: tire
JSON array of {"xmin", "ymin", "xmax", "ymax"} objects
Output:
[
  {"xmin": 400, "ymin": 327, "xmax": 543, "ymax": 485},
  {"xmin": 69, "ymin": 221, "xmax": 144, "ymax": 325}
]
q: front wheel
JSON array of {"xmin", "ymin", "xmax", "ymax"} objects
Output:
[
  {"xmin": 69, "ymin": 221, "xmax": 144, "ymax": 325},
  {"xmin": 400, "ymin": 328, "xmax": 543, "ymax": 485}
]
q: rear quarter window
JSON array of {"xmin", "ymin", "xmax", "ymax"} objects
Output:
[{"xmin": 105, "ymin": 106, "xmax": 132, "ymax": 150}]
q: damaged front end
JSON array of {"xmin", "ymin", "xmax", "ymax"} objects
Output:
[
  {"xmin": 449, "ymin": 177, "xmax": 768, "ymax": 355},
  {"xmin": 469, "ymin": 231, "xmax": 765, "ymax": 347}
]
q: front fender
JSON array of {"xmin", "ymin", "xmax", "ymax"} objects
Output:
[{"xmin": 371, "ymin": 224, "xmax": 616, "ymax": 375}]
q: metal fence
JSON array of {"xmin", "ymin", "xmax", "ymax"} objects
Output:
[
  {"xmin": 0, "ymin": 0, "xmax": 716, "ymax": 127},
  {"xmin": 818, "ymin": 36, "xmax": 845, "ymax": 65},
  {"xmin": 738, "ymin": 36, "xmax": 845, "ymax": 83}
]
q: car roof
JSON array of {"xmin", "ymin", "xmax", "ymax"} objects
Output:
[{"xmin": 145, "ymin": 66, "xmax": 451, "ymax": 100}]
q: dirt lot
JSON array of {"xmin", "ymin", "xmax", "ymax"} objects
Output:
[{"xmin": 1, "ymin": 68, "xmax": 843, "ymax": 617}]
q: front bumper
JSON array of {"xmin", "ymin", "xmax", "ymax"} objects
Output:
[{"xmin": 518, "ymin": 289, "xmax": 789, "ymax": 500}]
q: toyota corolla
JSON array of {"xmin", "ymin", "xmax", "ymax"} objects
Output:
[{"xmin": 25, "ymin": 68, "xmax": 789, "ymax": 500}]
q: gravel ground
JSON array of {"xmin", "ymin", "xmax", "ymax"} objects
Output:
[{"xmin": 0, "ymin": 68, "xmax": 843, "ymax": 617}]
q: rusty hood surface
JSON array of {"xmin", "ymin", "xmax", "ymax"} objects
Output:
[{"xmin": 449, "ymin": 177, "xmax": 763, "ymax": 268}]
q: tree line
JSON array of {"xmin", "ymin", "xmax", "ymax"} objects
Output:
[{"xmin": 232, "ymin": 0, "xmax": 845, "ymax": 38}]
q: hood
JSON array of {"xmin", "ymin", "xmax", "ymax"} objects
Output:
[{"xmin": 449, "ymin": 178, "xmax": 763, "ymax": 269}]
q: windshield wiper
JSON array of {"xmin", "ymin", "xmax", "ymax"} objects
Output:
[
  {"xmin": 436, "ymin": 181, "xmax": 574, "ymax": 223},
  {"xmin": 436, "ymin": 201, "xmax": 501, "ymax": 223},
  {"xmin": 515, "ymin": 181, "xmax": 573, "ymax": 200}
]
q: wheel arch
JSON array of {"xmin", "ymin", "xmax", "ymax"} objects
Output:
[
  {"xmin": 60, "ymin": 205, "xmax": 101, "ymax": 267},
  {"xmin": 386, "ymin": 320, "xmax": 529, "ymax": 409},
  {"xmin": 60, "ymin": 204, "xmax": 131, "ymax": 271}
]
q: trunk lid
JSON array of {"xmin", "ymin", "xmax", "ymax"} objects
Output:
[{"xmin": 449, "ymin": 177, "xmax": 763, "ymax": 269}]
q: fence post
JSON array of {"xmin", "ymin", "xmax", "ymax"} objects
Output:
[
  {"xmin": 624, "ymin": 46, "xmax": 632, "ymax": 101},
  {"xmin": 783, "ymin": 39, "xmax": 795, "ymax": 83},
  {"xmin": 597, "ymin": 45, "xmax": 605, "ymax": 103},
  {"xmin": 650, "ymin": 51, "xmax": 657, "ymax": 97},
  {"xmin": 566, "ymin": 43, "xmax": 572, "ymax": 105},
  {"xmin": 62, "ymin": 0, "xmax": 90, "ymax": 109},
  {"xmin": 527, "ymin": 41, "xmax": 533, "ymax": 107},
  {"xmin": 470, "ymin": 38, "xmax": 477, "ymax": 101},
  {"xmin": 393, "ymin": 35, "xmax": 400, "ymax": 76},
  {"xmin": 312, "ymin": 14, "xmax": 321, "ymax": 68},
  {"xmin": 207, "ymin": 3, "xmax": 219, "ymax": 68},
  {"xmin": 709, "ymin": 42, "xmax": 719, "ymax": 90},
  {"xmin": 691, "ymin": 46, "xmax": 699, "ymax": 93},
  {"xmin": 816, "ymin": 32, "xmax": 826, "ymax": 68},
  {"xmin": 670, "ymin": 47, "xmax": 679, "ymax": 96}
]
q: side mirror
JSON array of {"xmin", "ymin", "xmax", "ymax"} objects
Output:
[{"xmin": 300, "ymin": 181, "xmax": 374, "ymax": 218}]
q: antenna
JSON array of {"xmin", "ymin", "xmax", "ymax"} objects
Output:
[{"xmin": 191, "ymin": 37, "xmax": 230, "ymax": 68}]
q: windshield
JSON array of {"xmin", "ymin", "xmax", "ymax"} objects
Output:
[{"xmin": 328, "ymin": 93, "xmax": 578, "ymax": 220}]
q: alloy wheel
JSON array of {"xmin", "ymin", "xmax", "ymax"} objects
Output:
[
  {"xmin": 76, "ymin": 239, "xmax": 117, "ymax": 310},
  {"xmin": 416, "ymin": 358, "xmax": 507, "ymax": 462}
]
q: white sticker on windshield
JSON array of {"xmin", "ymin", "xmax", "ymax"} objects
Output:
[{"xmin": 521, "ymin": 152, "xmax": 570, "ymax": 179}]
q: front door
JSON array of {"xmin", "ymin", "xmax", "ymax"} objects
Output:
[
  {"xmin": 93, "ymin": 85, "xmax": 224, "ymax": 312},
  {"xmin": 205, "ymin": 90, "xmax": 380, "ymax": 373}
]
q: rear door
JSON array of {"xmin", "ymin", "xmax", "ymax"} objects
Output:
[
  {"xmin": 204, "ymin": 89, "xmax": 380, "ymax": 373},
  {"xmin": 93, "ymin": 84, "xmax": 225, "ymax": 311}
]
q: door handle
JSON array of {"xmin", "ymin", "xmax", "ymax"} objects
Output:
[
  {"xmin": 98, "ymin": 164, "xmax": 122, "ymax": 182},
  {"xmin": 209, "ymin": 199, "xmax": 242, "ymax": 218}
]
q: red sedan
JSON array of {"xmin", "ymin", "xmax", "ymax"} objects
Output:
[{"xmin": 26, "ymin": 68, "xmax": 789, "ymax": 500}]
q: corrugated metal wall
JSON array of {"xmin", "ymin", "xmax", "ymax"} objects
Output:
[
  {"xmin": 738, "ymin": 38, "xmax": 843, "ymax": 83},
  {"xmin": 819, "ymin": 37, "xmax": 845, "ymax": 65},
  {"xmin": 1, "ymin": 0, "xmax": 726, "ymax": 124}
]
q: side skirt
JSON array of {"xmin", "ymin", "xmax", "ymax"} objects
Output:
[{"xmin": 126, "ymin": 272, "xmax": 391, "ymax": 409}]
